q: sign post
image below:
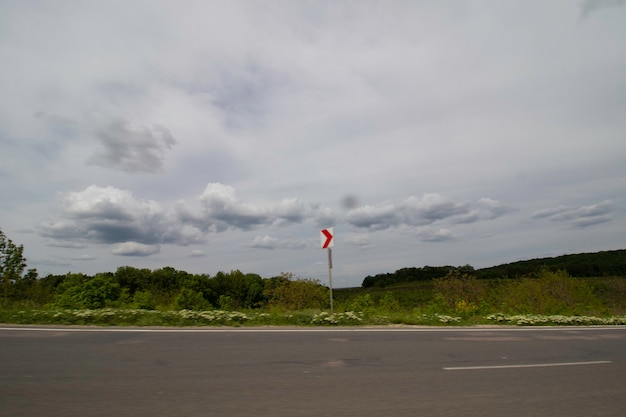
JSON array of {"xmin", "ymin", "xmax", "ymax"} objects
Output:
[{"xmin": 320, "ymin": 228, "xmax": 334, "ymax": 314}]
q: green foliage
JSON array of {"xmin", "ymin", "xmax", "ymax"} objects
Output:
[
  {"xmin": 210, "ymin": 270, "xmax": 264, "ymax": 309},
  {"xmin": 175, "ymin": 288, "xmax": 211, "ymax": 311},
  {"xmin": 348, "ymin": 293, "xmax": 375, "ymax": 313},
  {"xmin": 0, "ymin": 228, "xmax": 29, "ymax": 302},
  {"xmin": 431, "ymin": 271, "xmax": 488, "ymax": 316},
  {"xmin": 476, "ymin": 249, "xmax": 626, "ymax": 279},
  {"xmin": 496, "ymin": 269, "xmax": 603, "ymax": 315},
  {"xmin": 80, "ymin": 276, "xmax": 120, "ymax": 309},
  {"xmin": 218, "ymin": 295, "xmax": 234, "ymax": 310},
  {"xmin": 362, "ymin": 265, "xmax": 470, "ymax": 288},
  {"xmin": 53, "ymin": 274, "xmax": 120, "ymax": 309},
  {"xmin": 263, "ymin": 273, "xmax": 328, "ymax": 311},
  {"xmin": 379, "ymin": 292, "xmax": 401, "ymax": 312},
  {"xmin": 133, "ymin": 290, "xmax": 156, "ymax": 310}
]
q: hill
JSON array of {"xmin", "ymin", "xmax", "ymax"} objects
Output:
[
  {"xmin": 360, "ymin": 249, "xmax": 626, "ymax": 287},
  {"xmin": 475, "ymin": 249, "xmax": 626, "ymax": 279}
]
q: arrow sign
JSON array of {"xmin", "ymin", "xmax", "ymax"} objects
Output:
[{"xmin": 320, "ymin": 227, "xmax": 334, "ymax": 249}]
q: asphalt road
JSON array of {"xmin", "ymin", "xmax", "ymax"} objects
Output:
[{"xmin": 1, "ymin": 326, "xmax": 625, "ymax": 417}]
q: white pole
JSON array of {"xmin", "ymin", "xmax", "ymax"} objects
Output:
[{"xmin": 328, "ymin": 247, "xmax": 334, "ymax": 314}]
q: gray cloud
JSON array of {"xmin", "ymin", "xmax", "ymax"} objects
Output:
[
  {"xmin": 39, "ymin": 185, "xmax": 205, "ymax": 249},
  {"xmin": 478, "ymin": 198, "xmax": 518, "ymax": 220},
  {"xmin": 532, "ymin": 200, "xmax": 613, "ymax": 228},
  {"xmin": 38, "ymin": 183, "xmax": 331, "ymax": 254},
  {"xmin": 345, "ymin": 204, "xmax": 399, "ymax": 230},
  {"xmin": 581, "ymin": 0, "xmax": 626, "ymax": 17},
  {"xmin": 190, "ymin": 183, "xmax": 330, "ymax": 232},
  {"xmin": 345, "ymin": 194, "xmax": 515, "ymax": 230},
  {"xmin": 89, "ymin": 120, "xmax": 176, "ymax": 173}
]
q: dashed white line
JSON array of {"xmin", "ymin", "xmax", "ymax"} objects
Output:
[{"xmin": 443, "ymin": 360, "xmax": 612, "ymax": 371}]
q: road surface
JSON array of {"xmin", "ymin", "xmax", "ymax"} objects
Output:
[{"xmin": 1, "ymin": 326, "xmax": 625, "ymax": 417}]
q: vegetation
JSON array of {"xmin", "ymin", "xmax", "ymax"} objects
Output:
[
  {"xmin": 475, "ymin": 249, "xmax": 626, "ymax": 279},
  {"xmin": 1, "ymin": 227, "xmax": 626, "ymax": 327}
]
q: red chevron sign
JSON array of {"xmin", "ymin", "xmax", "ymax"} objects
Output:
[{"xmin": 320, "ymin": 228, "xmax": 334, "ymax": 249}]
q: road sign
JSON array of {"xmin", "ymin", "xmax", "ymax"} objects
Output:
[
  {"xmin": 320, "ymin": 228, "xmax": 334, "ymax": 249},
  {"xmin": 320, "ymin": 227, "xmax": 335, "ymax": 314}
]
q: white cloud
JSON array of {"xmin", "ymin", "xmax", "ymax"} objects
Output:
[
  {"xmin": 345, "ymin": 194, "xmax": 516, "ymax": 230},
  {"xmin": 249, "ymin": 235, "xmax": 307, "ymax": 250},
  {"xmin": 39, "ymin": 185, "xmax": 204, "ymax": 247},
  {"xmin": 415, "ymin": 227, "xmax": 458, "ymax": 242},
  {"xmin": 344, "ymin": 234, "xmax": 373, "ymax": 248},
  {"xmin": 192, "ymin": 183, "xmax": 332, "ymax": 232},
  {"xmin": 72, "ymin": 254, "xmax": 95, "ymax": 261},
  {"xmin": 111, "ymin": 242, "xmax": 161, "ymax": 257},
  {"xmin": 250, "ymin": 235, "xmax": 280, "ymax": 250}
]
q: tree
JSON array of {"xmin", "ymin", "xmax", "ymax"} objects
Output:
[
  {"xmin": 1, "ymin": 228, "xmax": 28, "ymax": 300},
  {"xmin": 263, "ymin": 273, "xmax": 328, "ymax": 311}
]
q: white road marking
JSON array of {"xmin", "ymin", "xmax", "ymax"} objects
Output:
[
  {"xmin": 443, "ymin": 360, "xmax": 612, "ymax": 371},
  {"xmin": 0, "ymin": 326, "xmax": 625, "ymax": 333}
]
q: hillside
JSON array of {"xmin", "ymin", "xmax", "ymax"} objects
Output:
[
  {"xmin": 475, "ymin": 249, "xmax": 626, "ymax": 279},
  {"xmin": 360, "ymin": 249, "xmax": 626, "ymax": 287}
]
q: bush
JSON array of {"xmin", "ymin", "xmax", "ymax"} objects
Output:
[
  {"xmin": 431, "ymin": 271, "xmax": 488, "ymax": 315},
  {"xmin": 496, "ymin": 269, "xmax": 603, "ymax": 315},
  {"xmin": 263, "ymin": 274, "xmax": 328, "ymax": 311}
]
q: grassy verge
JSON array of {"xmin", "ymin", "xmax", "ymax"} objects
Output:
[{"xmin": 2, "ymin": 307, "xmax": 626, "ymax": 327}]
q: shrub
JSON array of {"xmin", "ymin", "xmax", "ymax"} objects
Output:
[
  {"xmin": 263, "ymin": 274, "xmax": 328, "ymax": 311},
  {"xmin": 431, "ymin": 271, "xmax": 487, "ymax": 315},
  {"xmin": 496, "ymin": 269, "xmax": 602, "ymax": 315},
  {"xmin": 348, "ymin": 294, "xmax": 375, "ymax": 313}
]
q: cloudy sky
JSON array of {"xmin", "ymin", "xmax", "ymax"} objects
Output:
[{"xmin": 1, "ymin": 1, "xmax": 625, "ymax": 287}]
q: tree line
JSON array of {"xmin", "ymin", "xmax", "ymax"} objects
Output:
[
  {"xmin": 2, "ymin": 227, "xmax": 625, "ymax": 311},
  {"xmin": 361, "ymin": 265, "xmax": 476, "ymax": 288},
  {"xmin": 360, "ymin": 250, "xmax": 626, "ymax": 287},
  {"xmin": 474, "ymin": 249, "xmax": 626, "ymax": 280},
  {"xmin": 3, "ymin": 266, "xmax": 329, "ymax": 311},
  {"xmin": 0, "ymin": 228, "xmax": 328, "ymax": 311}
]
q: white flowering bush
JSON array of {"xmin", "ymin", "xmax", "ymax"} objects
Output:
[
  {"xmin": 5, "ymin": 308, "xmax": 367, "ymax": 326},
  {"xmin": 419, "ymin": 313, "xmax": 462, "ymax": 324},
  {"xmin": 4, "ymin": 308, "xmax": 626, "ymax": 327},
  {"xmin": 5, "ymin": 308, "xmax": 254, "ymax": 326},
  {"xmin": 487, "ymin": 313, "xmax": 626, "ymax": 326},
  {"xmin": 310, "ymin": 311, "xmax": 364, "ymax": 325}
]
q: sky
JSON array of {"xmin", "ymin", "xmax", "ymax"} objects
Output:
[{"xmin": 1, "ymin": 0, "xmax": 625, "ymax": 288}]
